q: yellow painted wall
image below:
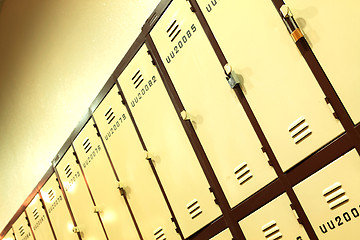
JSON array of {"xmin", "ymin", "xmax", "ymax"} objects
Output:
[{"xmin": 0, "ymin": 0, "xmax": 158, "ymax": 231}]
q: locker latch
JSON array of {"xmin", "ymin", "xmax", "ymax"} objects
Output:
[
  {"xmin": 280, "ymin": 5, "xmax": 304, "ymax": 43},
  {"xmin": 224, "ymin": 64, "xmax": 241, "ymax": 89}
]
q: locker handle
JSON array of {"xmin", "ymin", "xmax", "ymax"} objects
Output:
[
  {"xmin": 117, "ymin": 181, "xmax": 126, "ymax": 196},
  {"xmin": 72, "ymin": 227, "xmax": 81, "ymax": 233},
  {"xmin": 224, "ymin": 64, "xmax": 241, "ymax": 89},
  {"xmin": 280, "ymin": 5, "xmax": 304, "ymax": 43}
]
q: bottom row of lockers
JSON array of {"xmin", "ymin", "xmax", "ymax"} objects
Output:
[{"xmin": 2, "ymin": 148, "xmax": 360, "ymax": 240}]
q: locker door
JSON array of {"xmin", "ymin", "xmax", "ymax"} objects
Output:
[
  {"xmin": 93, "ymin": 84, "xmax": 181, "ymax": 240},
  {"xmin": 72, "ymin": 119, "xmax": 139, "ymax": 240},
  {"xmin": 40, "ymin": 173, "xmax": 78, "ymax": 240},
  {"xmin": 119, "ymin": 44, "xmax": 221, "ymax": 237},
  {"xmin": 239, "ymin": 194, "xmax": 309, "ymax": 240},
  {"xmin": 209, "ymin": 229, "xmax": 233, "ymax": 240},
  {"xmin": 195, "ymin": 0, "xmax": 344, "ymax": 171},
  {"xmin": 12, "ymin": 212, "xmax": 35, "ymax": 240},
  {"xmin": 293, "ymin": 149, "xmax": 360, "ymax": 239},
  {"xmin": 150, "ymin": 0, "xmax": 277, "ymax": 209},
  {"xmin": 56, "ymin": 149, "xmax": 107, "ymax": 240},
  {"xmin": 284, "ymin": 0, "xmax": 360, "ymax": 124},
  {"xmin": 26, "ymin": 193, "xmax": 55, "ymax": 240},
  {"xmin": 3, "ymin": 229, "xmax": 15, "ymax": 240}
]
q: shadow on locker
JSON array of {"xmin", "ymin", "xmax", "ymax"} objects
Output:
[
  {"xmin": 294, "ymin": 149, "xmax": 360, "ymax": 239},
  {"xmin": 93, "ymin": 83, "xmax": 182, "ymax": 240},
  {"xmin": 119, "ymin": 44, "xmax": 221, "ymax": 238},
  {"xmin": 150, "ymin": 0, "xmax": 277, "ymax": 209},
  {"xmin": 195, "ymin": 0, "xmax": 344, "ymax": 171}
]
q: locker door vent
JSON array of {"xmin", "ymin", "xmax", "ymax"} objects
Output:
[
  {"xmin": 32, "ymin": 208, "xmax": 39, "ymax": 220},
  {"xmin": 261, "ymin": 220, "xmax": 282, "ymax": 240},
  {"xmin": 234, "ymin": 162, "xmax": 253, "ymax": 185},
  {"xmin": 186, "ymin": 199, "xmax": 203, "ymax": 219},
  {"xmin": 105, "ymin": 107, "xmax": 115, "ymax": 124},
  {"xmin": 167, "ymin": 19, "xmax": 181, "ymax": 42},
  {"xmin": 132, "ymin": 69, "xmax": 144, "ymax": 89},
  {"xmin": 288, "ymin": 116, "xmax": 312, "ymax": 144},
  {"xmin": 65, "ymin": 164, "xmax": 73, "ymax": 178},
  {"xmin": 322, "ymin": 182, "xmax": 349, "ymax": 210},
  {"xmin": 153, "ymin": 226, "xmax": 166, "ymax": 240},
  {"xmin": 48, "ymin": 189, "xmax": 55, "ymax": 202},
  {"xmin": 83, "ymin": 138, "xmax": 92, "ymax": 153},
  {"xmin": 19, "ymin": 225, "xmax": 25, "ymax": 236}
]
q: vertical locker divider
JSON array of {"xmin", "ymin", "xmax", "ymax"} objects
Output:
[
  {"xmin": 269, "ymin": 0, "xmax": 360, "ymax": 152},
  {"xmin": 52, "ymin": 158, "xmax": 82, "ymax": 240},
  {"xmin": 144, "ymin": 35, "xmax": 245, "ymax": 240},
  {"xmin": 90, "ymin": 115, "xmax": 143, "ymax": 240},
  {"xmin": 37, "ymin": 192, "xmax": 57, "ymax": 240},
  {"xmin": 70, "ymin": 143, "xmax": 110, "ymax": 240},
  {"xmin": 115, "ymin": 82, "xmax": 185, "ymax": 240},
  {"xmin": 186, "ymin": 0, "xmax": 318, "ymax": 239}
]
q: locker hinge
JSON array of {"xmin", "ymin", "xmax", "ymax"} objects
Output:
[
  {"xmin": 40, "ymin": 198, "xmax": 45, "ymax": 209},
  {"xmin": 261, "ymin": 147, "xmax": 273, "ymax": 167},
  {"xmin": 171, "ymin": 217, "xmax": 181, "ymax": 234},
  {"xmin": 117, "ymin": 91, "xmax": 127, "ymax": 105},
  {"xmin": 209, "ymin": 187, "xmax": 219, "ymax": 205},
  {"xmin": 290, "ymin": 204, "xmax": 302, "ymax": 225},
  {"xmin": 280, "ymin": 5, "xmax": 304, "ymax": 43},
  {"xmin": 55, "ymin": 178, "xmax": 62, "ymax": 189},
  {"xmin": 186, "ymin": 0, "xmax": 196, "ymax": 12},
  {"xmin": 325, "ymin": 97, "xmax": 339, "ymax": 119},
  {"xmin": 224, "ymin": 64, "xmax": 241, "ymax": 89},
  {"xmin": 147, "ymin": 50, "xmax": 157, "ymax": 66},
  {"xmin": 93, "ymin": 123, "xmax": 101, "ymax": 137},
  {"xmin": 25, "ymin": 216, "xmax": 30, "ymax": 227},
  {"xmin": 73, "ymin": 152, "xmax": 80, "ymax": 164}
]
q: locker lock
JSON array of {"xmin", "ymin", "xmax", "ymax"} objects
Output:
[
  {"xmin": 224, "ymin": 64, "xmax": 241, "ymax": 89},
  {"xmin": 280, "ymin": 5, "xmax": 304, "ymax": 43}
]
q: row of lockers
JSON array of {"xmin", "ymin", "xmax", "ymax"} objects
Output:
[{"xmin": 2, "ymin": 0, "xmax": 360, "ymax": 239}]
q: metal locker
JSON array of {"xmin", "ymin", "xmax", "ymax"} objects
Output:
[
  {"xmin": 93, "ymin": 84, "xmax": 182, "ymax": 240},
  {"xmin": 284, "ymin": 0, "xmax": 360, "ymax": 124},
  {"xmin": 239, "ymin": 194, "xmax": 309, "ymax": 240},
  {"xmin": 40, "ymin": 173, "xmax": 79, "ymax": 240},
  {"xmin": 119, "ymin": 44, "xmax": 221, "ymax": 237},
  {"xmin": 195, "ymin": 0, "xmax": 344, "ymax": 171},
  {"xmin": 12, "ymin": 212, "xmax": 35, "ymax": 240},
  {"xmin": 2, "ymin": 229, "xmax": 15, "ymax": 240},
  {"xmin": 293, "ymin": 149, "xmax": 360, "ymax": 239},
  {"xmin": 209, "ymin": 228, "xmax": 233, "ymax": 240},
  {"xmin": 149, "ymin": 0, "xmax": 277, "ymax": 208},
  {"xmin": 56, "ymin": 149, "xmax": 107, "ymax": 240},
  {"xmin": 72, "ymin": 119, "xmax": 139, "ymax": 240},
  {"xmin": 25, "ymin": 193, "xmax": 55, "ymax": 240}
]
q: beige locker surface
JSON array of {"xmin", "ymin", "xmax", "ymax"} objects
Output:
[
  {"xmin": 150, "ymin": 0, "xmax": 277, "ymax": 209},
  {"xmin": 56, "ymin": 149, "xmax": 107, "ymax": 240},
  {"xmin": 285, "ymin": 0, "xmax": 360, "ymax": 124},
  {"xmin": 40, "ymin": 173, "xmax": 78, "ymax": 240},
  {"xmin": 196, "ymin": 0, "xmax": 344, "ymax": 171},
  {"xmin": 93, "ymin": 84, "xmax": 182, "ymax": 240},
  {"xmin": 209, "ymin": 228, "xmax": 233, "ymax": 240},
  {"xmin": 72, "ymin": 119, "xmax": 139, "ymax": 240},
  {"xmin": 12, "ymin": 212, "xmax": 35, "ymax": 240},
  {"xmin": 26, "ymin": 193, "xmax": 55, "ymax": 240},
  {"xmin": 119, "ymin": 44, "xmax": 221, "ymax": 238},
  {"xmin": 294, "ymin": 149, "xmax": 360, "ymax": 239},
  {"xmin": 2, "ymin": 229, "xmax": 15, "ymax": 240},
  {"xmin": 239, "ymin": 193, "xmax": 309, "ymax": 240}
]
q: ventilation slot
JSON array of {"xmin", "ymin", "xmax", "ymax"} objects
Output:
[
  {"xmin": 234, "ymin": 162, "xmax": 253, "ymax": 185},
  {"xmin": 323, "ymin": 182, "xmax": 349, "ymax": 210},
  {"xmin": 186, "ymin": 199, "xmax": 202, "ymax": 219},
  {"xmin": 48, "ymin": 189, "xmax": 55, "ymax": 202},
  {"xmin": 132, "ymin": 69, "xmax": 144, "ymax": 89},
  {"xmin": 153, "ymin": 226, "xmax": 166, "ymax": 240},
  {"xmin": 83, "ymin": 138, "xmax": 92, "ymax": 153},
  {"xmin": 288, "ymin": 116, "xmax": 312, "ymax": 144},
  {"xmin": 261, "ymin": 220, "xmax": 282, "ymax": 240},
  {"xmin": 167, "ymin": 19, "xmax": 181, "ymax": 42},
  {"xmin": 65, "ymin": 164, "xmax": 72, "ymax": 178},
  {"xmin": 33, "ymin": 208, "xmax": 39, "ymax": 220},
  {"xmin": 105, "ymin": 107, "xmax": 115, "ymax": 124},
  {"xmin": 19, "ymin": 225, "xmax": 25, "ymax": 236}
]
